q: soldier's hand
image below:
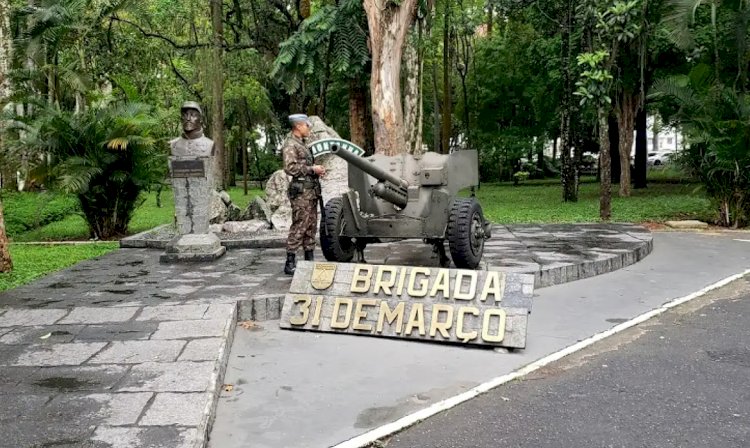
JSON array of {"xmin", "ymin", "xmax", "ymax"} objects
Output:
[{"xmin": 312, "ymin": 165, "xmax": 326, "ymax": 177}]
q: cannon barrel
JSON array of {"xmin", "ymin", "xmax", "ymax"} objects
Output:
[{"xmin": 331, "ymin": 145, "xmax": 409, "ymax": 189}]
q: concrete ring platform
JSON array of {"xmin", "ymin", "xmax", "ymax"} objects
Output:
[{"xmin": 366, "ymin": 223, "xmax": 653, "ymax": 288}]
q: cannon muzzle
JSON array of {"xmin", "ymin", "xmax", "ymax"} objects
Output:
[{"xmin": 331, "ymin": 144, "xmax": 409, "ymax": 208}]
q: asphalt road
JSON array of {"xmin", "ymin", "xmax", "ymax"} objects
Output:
[{"xmin": 383, "ymin": 276, "xmax": 750, "ymax": 448}]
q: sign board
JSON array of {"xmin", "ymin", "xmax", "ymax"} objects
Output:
[
  {"xmin": 308, "ymin": 138, "xmax": 366, "ymax": 159},
  {"xmin": 170, "ymin": 159, "xmax": 206, "ymax": 178},
  {"xmin": 280, "ymin": 262, "xmax": 534, "ymax": 349}
]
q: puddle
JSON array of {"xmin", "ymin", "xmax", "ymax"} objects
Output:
[
  {"xmin": 103, "ymin": 290, "xmax": 136, "ymax": 295},
  {"xmin": 47, "ymin": 282, "xmax": 74, "ymax": 289},
  {"xmin": 606, "ymin": 318, "xmax": 628, "ymax": 324},
  {"xmin": 34, "ymin": 377, "xmax": 93, "ymax": 391}
]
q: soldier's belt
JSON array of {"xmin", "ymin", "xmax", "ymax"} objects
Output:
[{"xmin": 291, "ymin": 178, "xmax": 318, "ymax": 189}]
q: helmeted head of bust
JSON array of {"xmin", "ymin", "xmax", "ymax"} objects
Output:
[{"xmin": 181, "ymin": 101, "xmax": 203, "ymax": 137}]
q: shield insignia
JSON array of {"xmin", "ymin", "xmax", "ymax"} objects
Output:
[{"xmin": 311, "ymin": 263, "xmax": 337, "ymax": 290}]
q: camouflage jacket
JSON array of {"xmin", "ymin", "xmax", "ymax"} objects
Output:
[{"xmin": 282, "ymin": 133, "xmax": 319, "ymax": 200}]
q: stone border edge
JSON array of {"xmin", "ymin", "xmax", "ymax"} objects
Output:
[
  {"xmin": 194, "ymin": 303, "xmax": 238, "ymax": 448},
  {"xmin": 535, "ymin": 236, "xmax": 654, "ymax": 288}
]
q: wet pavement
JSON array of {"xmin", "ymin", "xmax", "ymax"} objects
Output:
[
  {"xmin": 209, "ymin": 231, "xmax": 750, "ymax": 448},
  {"xmin": 0, "ymin": 223, "xmax": 663, "ymax": 448}
]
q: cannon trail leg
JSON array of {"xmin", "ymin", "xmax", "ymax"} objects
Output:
[
  {"xmin": 355, "ymin": 239, "xmax": 367, "ymax": 263},
  {"xmin": 433, "ymin": 240, "xmax": 451, "ymax": 268}
]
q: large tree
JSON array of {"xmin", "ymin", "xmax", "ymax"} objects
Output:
[
  {"xmin": 364, "ymin": 0, "xmax": 421, "ymax": 155},
  {"xmin": 0, "ymin": 0, "xmax": 12, "ymax": 272}
]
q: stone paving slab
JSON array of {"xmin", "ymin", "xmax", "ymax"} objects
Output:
[{"xmin": 0, "ymin": 292, "xmax": 237, "ymax": 448}]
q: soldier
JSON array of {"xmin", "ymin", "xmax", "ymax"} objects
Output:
[{"xmin": 282, "ymin": 114, "xmax": 326, "ymax": 275}]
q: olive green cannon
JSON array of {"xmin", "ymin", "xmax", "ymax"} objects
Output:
[{"xmin": 318, "ymin": 141, "xmax": 491, "ymax": 269}]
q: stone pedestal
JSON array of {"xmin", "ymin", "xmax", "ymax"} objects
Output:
[
  {"xmin": 161, "ymin": 155, "xmax": 226, "ymax": 263},
  {"xmin": 160, "ymin": 233, "xmax": 226, "ymax": 263}
]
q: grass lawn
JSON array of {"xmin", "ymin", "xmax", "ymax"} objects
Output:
[
  {"xmin": 0, "ymin": 242, "xmax": 119, "ymax": 292},
  {"xmin": 474, "ymin": 181, "xmax": 711, "ymax": 224}
]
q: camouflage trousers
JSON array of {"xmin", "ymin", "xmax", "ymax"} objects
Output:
[{"xmin": 287, "ymin": 196, "xmax": 318, "ymax": 252}]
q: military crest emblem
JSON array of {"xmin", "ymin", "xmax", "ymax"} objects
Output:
[{"xmin": 311, "ymin": 263, "xmax": 337, "ymax": 290}]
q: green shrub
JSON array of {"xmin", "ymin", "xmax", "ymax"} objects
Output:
[
  {"xmin": 13, "ymin": 103, "xmax": 167, "ymax": 239},
  {"xmin": 2, "ymin": 192, "xmax": 79, "ymax": 236}
]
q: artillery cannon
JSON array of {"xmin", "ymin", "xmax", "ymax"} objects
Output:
[{"xmin": 317, "ymin": 140, "xmax": 491, "ymax": 269}]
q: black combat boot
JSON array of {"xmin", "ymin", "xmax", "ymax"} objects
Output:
[
  {"xmin": 284, "ymin": 252, "xmax": 296, "ymax": 275},
  {"xmin": 304, "ymin": 250, "xmax": 314, "ymax": 261}
]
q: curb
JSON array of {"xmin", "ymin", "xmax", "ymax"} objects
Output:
[{"xmin": 195, "ymin": 302, "xmax": 238, "ymax": 448}]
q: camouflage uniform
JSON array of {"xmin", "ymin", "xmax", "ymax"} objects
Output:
[{"xmin": 282, "ymin": 133, "xmax": 320, "ymax": 252}]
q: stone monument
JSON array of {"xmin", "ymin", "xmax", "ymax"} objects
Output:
[{"xmin": 160, "ymin": 101, "xmax": 226, "ymax": 263}]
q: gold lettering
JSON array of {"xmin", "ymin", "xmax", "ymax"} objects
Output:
[
  {"xmin": 376, "ymin": 301, "xmax": 405, "ymax": 334},
  {"xmin": 396, "ymin": 268, "xmax": 408, "ymax": 296},
  {"xmin": 480, "ymin": 272, "xmax": 506, "ymax": 303},
  {"xmin": 404, "ymin": 303, "xmax": 426, "ymax": 336},
  {"xmin": 429, "ymin": 269, "xmax": 451, "ymax": 298},
  {"xmin": 456, "ymin": 307, "xmax": 479, "ymax": 342},
  {"xmin": 351, "ymin": 265, "xmax": 373, "ymax": 293},
  {"xmin": 429, "ymin": 304, "xmax": 454, "ymax": 338},
  {"xmin": 289, "ymin": 296, "xmax": 312, "ymax": 326},
  {"xmin": 311, "ymin": 296, "xmax": 323, "ymax": 327},
  {"xmin": 352, "ymin": 299, "xmax": 377, "ymax": 331},
  {"xmin": 330, "ymin": 298, "xmax": 353, "ymax": 329},
  {"xmin": 453, "ymin": 272, "xmax": 478, "ymax": 301},
  {"xmin": 373, "ymin": 266, "xmax": 398, "ymax": 295},
  {"xmin": 407, "ymin": 268, "xmax": 431, "ymax": 297},
  {"xmin": 481, "ymin": 309, "xmax": 506, "ymax": 342}
]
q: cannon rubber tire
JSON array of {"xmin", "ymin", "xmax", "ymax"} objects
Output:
[
  {"xmin": 447, "ymin": 198, "xmax": 485, "ymax": 269},
  {"xmin": 320, "ymin": 197, "xmax": 355, "ymax": 262}
]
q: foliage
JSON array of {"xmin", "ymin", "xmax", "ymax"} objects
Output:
[
  {"xmin": 652, "ymin": 65, "xmax": 750, "ymax": 227},
  {"xmin": 9, "ymin": 103, "xmax": 167, "ymax": 239},
  {"xmin": 271, "ymin": 0, "xmax": 369, "ymax": 94},
  {"xmin": 0, "ymin": 191, "xmax": 79, "ymax": 236},
  {"xmin": 0, "ymin": 242, "xmax": 118, "ymax": 291}
]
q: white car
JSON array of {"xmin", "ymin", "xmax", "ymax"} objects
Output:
[{"xmin": 647, "ymin": 151, "xmax": 675, "ymax": 166}]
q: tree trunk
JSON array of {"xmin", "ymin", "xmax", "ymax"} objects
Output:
[
  {"xmin": 403, "ymin": 31, "xmax": 423, "ymax": 155},
  {"xmin": 560, "ymin": 8, "xmax": 578, "ymax": 202},
  {"xmin": 349, "ymin": 79, "xmax": 373, "ymax": 155},
  {"xmin": 634, "ymin": 107, "xmax": 648, "ymax": 189},
  {"xmin": 431, "ymin": 59, "xmax": 441, "ymax": 152},
  {"xmin": 608, "ymin": 113, "xmax": 620, "ymax": 184},
  {"xmin": 486, "ymin": 1, "xmax": 493, "ymax": 36},
  {"xmin": 652, "ymin": 114, "xmax": 659, "ymax": 152},
  {"xmin": 364, "ymin": 0, "xmax": 420, "ymax": 155},
  {"xmin": 240, "ymin": 116, "xmax": 248, "ymax": 196},
  {"xmin": 0, "ymin": 0, "xmax": 11, "ymax": 272},
  {"xmin": 615, "ymin": 91, "xmax": 636, "ymax": 196},
  {"xmin": 441, "ymin": 0, "xmax": 452, "ymax": 154},
  {"xmin": 598, "ymin": 109, "xmax": 612, "ymax": 221},
  {"xmin": 211, "ymin": 0, "xmax": 226, "ymax": 190},
  {"xmin": 552, "ymin": 137, "xmax": 557, "ymax": 162},
  {"xmin": 0, "ymin": 199, "xmax": 11, "ymax": 273}
]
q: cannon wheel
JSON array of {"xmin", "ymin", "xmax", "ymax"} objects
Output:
[
  {"xmin": 447, "ymin": 198, "xmax": 485, "ymax": 269},
  {"xmin": 320, "ymin": 197, "xmax": 355, "ymax": 262}
]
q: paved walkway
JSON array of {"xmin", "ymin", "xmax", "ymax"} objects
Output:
[
  {"xmin": 209, "ymin": 231, "xmax": 750, "ymax": 448},
  {"xmin": 0, "ymin": 225, "xmax": 728, "ymax": 448}
]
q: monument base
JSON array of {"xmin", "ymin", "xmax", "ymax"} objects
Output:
[{"xmin": 160, "ymin": 233, "xmax": 226, "ymax": 263}]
